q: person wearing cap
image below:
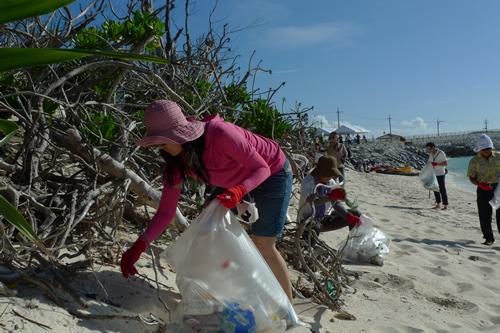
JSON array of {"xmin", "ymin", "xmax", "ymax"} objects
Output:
[
  {"xmin": 120, "ymin": 100, "xmax": 295, "ymax": 303},
  {"xmin": 426, "ymin": 142, "xmax": 449, "ymax": 210},
  {"xmin": 467, "ymin": 134, "xmax": 500, "ymax": 246},
  {"xmin": 298, "ymin": 156, "xmax": 362, "ymax": 243},
  {"xmin": 326, "ymin": 132, "xmax": 348, "ymax": 183}
]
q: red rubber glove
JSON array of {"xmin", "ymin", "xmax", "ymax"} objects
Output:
[
  {"xmin": 431, "ymin": 162, "xmax": 438, "ymax": 167},
  {"xmin": 478, "ymin": 182, "xmax": 493, "ymax": 191},
  {"xmin": 121, "ymin": 238, "xmax": 147, "ymax": 278},
  {"xmin": 328, "ymin": 188, "xmax": 346, "ymax": 201},
  {"xmin": 217, "ymin": 185, "xmax": 247, "ymax": 209},
  {"xmin": 346, "ymin": 214, "xmax": 363, "ymax": 227}
]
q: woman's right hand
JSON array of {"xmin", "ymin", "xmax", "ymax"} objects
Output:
[
  {"xmin": 346, "ymin": 214, "xmax": 363, "ymax": 227},
  {"xmin": 120, "ymin": 238, "xmax": 147, "ymax": 278}
]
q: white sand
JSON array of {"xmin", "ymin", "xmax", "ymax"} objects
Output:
[{"xmin": 1, "ymin": 169, "xmax": 499, "ymax": 332}]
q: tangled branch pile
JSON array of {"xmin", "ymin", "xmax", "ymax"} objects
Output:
[{"xmin": 0, "ymin": 0, "xmax": 354, "ymax": 320}]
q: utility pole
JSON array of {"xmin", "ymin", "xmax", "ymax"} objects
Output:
[
  {"xmin": 387, "ymin": 115, "xmax": 392, "ymax": 136},
  {"xmin": 336, "ymin": 107, "xmax": 342, "ymax": 128},
  {"xmin": 437, "ymin": 118, "xmax": 444, "ymax": 136},
  {"xmin": 484, "ymin": 118, "xmax": 489, "ymax": 132}
]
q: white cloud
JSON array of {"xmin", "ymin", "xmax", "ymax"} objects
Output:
[
  {"xmin": 311, "ymin": 115, "xmax": 333, "ymax": 130},
  {"xmin": 263, "ymin": 22, "xmax": 362, "ymax": 49},
  {"xmin": 400, "ymin": 117, "xmax": 428, "ymax": 130},
  {"xmin": 273, "ymin": 69, "xmax": 302, "ymax": 74}
]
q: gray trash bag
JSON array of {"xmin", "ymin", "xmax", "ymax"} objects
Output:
[{"xmin": 337, "ymin": 214, "xmax": 390, "ymax": 266}]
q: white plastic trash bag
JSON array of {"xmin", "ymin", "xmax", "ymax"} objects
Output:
[
  {"xmin": 337, "ymin": 214, "xmax": 390, "ymax": 266},
  {"xmin": 418, "ymin": 163, "xmax": 439, "ymax": 192},
  {"xmin": 489, "ymin": 185, "xmax": 500, "ymax": 210},
  {"xmin": 161, "ymin": 200, "xmax": 299, "ymax": 332}
]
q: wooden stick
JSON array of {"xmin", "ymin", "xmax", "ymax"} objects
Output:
[{"xmin": 12, "ymin": 309, "xmax": 52, "ymax": 330}]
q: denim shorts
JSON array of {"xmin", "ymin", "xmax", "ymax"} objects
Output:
[{"xmin": 207, "ymin": 158, "xmax": 293, "ymax": 237}]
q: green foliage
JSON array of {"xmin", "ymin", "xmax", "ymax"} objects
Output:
[
  {"xmin": 223, "ymin": 84, "xmax": 251, "ymax": 108},
  {"xmin": 0, "ymin": 194, "xmax": 38, "ymax": 242},
  {"xmin": 238, "ymin": 99, "xmax": 291, "ymax": 140},
  {"xmin": 212, "ymin": 84, "xmax": 291, "ymax": 140},
  {"xmin": 0, "ymin": 119, "xmax": 19, "ymax": 148},
  {"xmin": 0, "ymin": 119, "xmax": 38, "ymax": 241},
  {"xmin": 72, "ymin": 26, "xmax": 116, "ymax": 51},
  {"xmin": 70, "ymin": 11, "xmax": 167, "ymax": 97},
  {"xmin": 0, "ymin": 74, "xmax": 24, "ymax": 110},
  {"xmin": 73, "ymin": 11, "xmax": 165, "ymax": 53},
  {"xmin": 123, "ymin": 10, "xmax": 165, "ymax": 53},
  {"xmin": 0, "ymin": 48, "xmax": 171, "ymax": 72},
  {"xmin": 84, "ymin": 113, "xmax": 120, "ymax": 145},
  {"xmin": 132, "ymin": 109, "xmax": 145, "ymax": 119},
  {"xmin": 0, "ymin": 1, "xmax": 170, "ymax": 72},
  {"xmin": 182, "ymin": 80, "xmax": 214, "ymax": 106},
  {"xmin": 42, "ymin": 99, "xmax": 59, "ymax": 114},
  {"xmin": 93, "ymin": 72, "xmax": 115, "ymax": 96},
  {"xmin": 0, "ymin": 0, "xmax": 77, "ymax": 25}
]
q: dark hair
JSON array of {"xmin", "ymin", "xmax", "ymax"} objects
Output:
[
  {"xmin": 160, "ymin": 135, "xmax": 210, "ymax": 188},
  {"xmin": 426, "ymin": 142, "xmax": 435, "ymax": 148}
]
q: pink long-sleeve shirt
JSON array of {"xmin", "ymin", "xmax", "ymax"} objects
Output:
[{"xmin": 140, "ymin": 114, "xmax": 285, "ymax": 242}]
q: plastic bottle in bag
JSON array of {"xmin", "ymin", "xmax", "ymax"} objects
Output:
[
  {"xmin": 177, "ymin": 299, "xmax": 224, "ymax": 316},
  {"xmin": 175, "ymin": 300, "xmax": 223, "ymax": 329},
  {"xmin": 218, "ymin": 260, "xmax": 287, "ymax": 332},
  {"xmin": 174, "ymin": 277, "xmax": 224, "ymax": 329}
]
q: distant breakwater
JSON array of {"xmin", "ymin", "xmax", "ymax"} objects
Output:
[
  {"xmin": 405, "ymin": 134, "xmax": 500, "ymax": 158},
  {"xmin": 345, "ymin": 135, "xmax": 500, "ymax": 172}
]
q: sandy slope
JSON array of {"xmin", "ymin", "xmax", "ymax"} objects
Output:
[{"xmin": 1, "ymin": 168, "xmax": 499, "ymax": 333}]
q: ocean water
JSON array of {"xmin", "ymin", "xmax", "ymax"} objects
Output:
[{"xmin": 446, "ymin": 156, "xmax": 476, "ymax": 193}]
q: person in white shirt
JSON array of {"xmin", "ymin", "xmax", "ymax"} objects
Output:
[
  {"xmin": 314, "ymin": 143, "xmax": 325, "ymax": 163},
  {"xmin": 426, "ymin": 142, "xmax": 449, "ymax": 210}
]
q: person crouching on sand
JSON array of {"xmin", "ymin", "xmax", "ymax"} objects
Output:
[{"xmin": 297, "ymin": 156, "xmax": 362, "ymax": 244}]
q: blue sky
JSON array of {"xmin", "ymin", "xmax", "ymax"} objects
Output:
[
  {"xmin": 186, "ymin": 0, "xmax": 500, "ymax": 139},
  {"xmin": 75, "ymin": 0, "xmax": 500, "ymax": 139}
]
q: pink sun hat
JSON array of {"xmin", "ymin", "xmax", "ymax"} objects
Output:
[{"xmin": 135, "ymin": 100, "xmax": 206, "ymax": 147}]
